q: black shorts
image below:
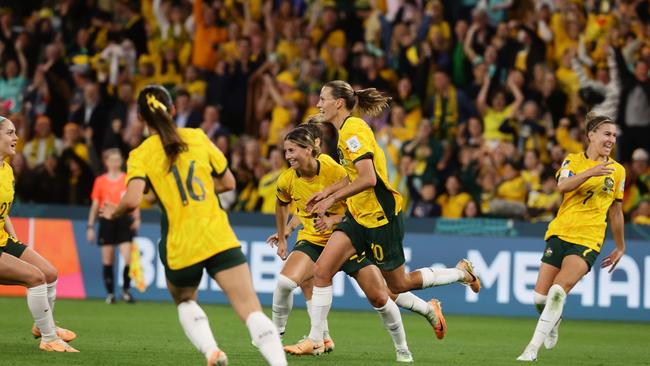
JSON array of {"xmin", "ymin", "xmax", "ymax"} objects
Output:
[
  {"xmin": 334, "ymin": 211, "xmax": 406, "ymax": 271},
  {"xmin": 161, "ymin": 245, "xmax": 248, "ymax": 288},
  {"xmin": 0, "ymin": 237, "xmax": 28, "ymax": 258},
  {"xmin": 98, "ymin": 216, "xmax": 134, "ymax": 246},
  {"xmin": 542, "ymin": 236, "xmax": 599, "ymax": 272},
  {"xmin": 292, "ymin": 240, "xmax": 374, "ymax": 275}
]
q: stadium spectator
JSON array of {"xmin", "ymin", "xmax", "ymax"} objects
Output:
[
  {"xmin": 437, "ymin": 175, "xmax": 472, "ymax": 219},
  {"xmin": 22, "ymin": 115, "xmax": 63, "ymax": 169}
]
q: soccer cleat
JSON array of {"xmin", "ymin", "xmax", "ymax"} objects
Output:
[
  {"xmin": 32, "ymin": 324, "xmax": 77, "ymax": 342},
  {"xmin": 106, "ymin": 293, "xmax": 116, "ymax": 304},
  {"xmin": 396, "ymin": 348, "xmax": 414, "ymax": 363},
  {"xmin": 283, "ymin": 338, "xmax": 324, "ymax": 356},
  {"xmin": 39, "ymin": 339, "xmax": 79, "ymax": 352},
  {"xmin": 323, "ymin": 336, "xmax": 335, "ymax": 353},
  {"xmin": 122, "ymin": 290, "xmax": 136, "ymax": 304},
  {"xmin": 428, "ymin": 299, "xmax": 446, "ymax": 340},
  {"xmin": 516, "ymin": 345, "xmax": 538, "ymax": 362},
  {"xmin": 457, "ymin": 259, "xmax": 481, "ymax": 293},
  {"xmin": 544, "ymin": 318, "xmax": 561, "ymax": 350},
  {"xmin": 207, "ymin": 349, "xmax": 228, "ymax": 366}
]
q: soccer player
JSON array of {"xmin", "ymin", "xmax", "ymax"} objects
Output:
[
  {"xmin": 87, "ymin": 148, "xmax": 138, "ymax": 304},
  {"xmin": 517, "ymin": 113, "xmax": 626, "ymax": 362},
  {"xmin": 271, "ymin": 124, "xmax": 445, "ymax": 362},
  {"xmin": 302, "ymin": 80, "xmax": 481, "ymax": 351},
  {"xmin": 0, "ymin": 116, "xmax": 78, "ymax": 352},
  {"xmin": 100, "ymin": 85, "xmax": 287, "ymax": 366}
]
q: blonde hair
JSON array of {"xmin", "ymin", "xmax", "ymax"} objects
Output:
[{"xmin": 324, "ymin": 80, "xmax": 391, "ymax": 117}]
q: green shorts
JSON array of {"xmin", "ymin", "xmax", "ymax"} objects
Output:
[
  {"xmin": 542, "ymin": 236, "xmax": 599, "ymax": 272},
  {"xmin": 160, "ymin": 244, "xmax": 247, "ymax": 288},
  {"xmin": 0, "ymin": 237, "xmax": 28, "ymax": 258},
  {"xmin": 292, "ymin": 240, "xmax": 374, "ymax": 275},
  {"xmin": 334, "ymin": 211, "xmax": 406, "ymax": 271}
]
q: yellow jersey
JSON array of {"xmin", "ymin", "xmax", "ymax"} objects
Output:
[
  {"xmin": 0, "ymin": 162, "xmax": 14, "ymax": 246},
  {"xmin": 258, "ymin": 169, "xmax": 284, "ymax": 214},
  {"xmin": 437, "ymin": 192, "xmax": 472, "ymax": 219},
  {"xmin": 545, "ymin": 152, "xmax": 626, "ymax": 252},
  {"xmin": 276, "ymin": 154, "xmax": 347, "ymax": 246},
  {"xmin": 337, "ymin": 116, "xmax": 402, "ymax": 228},
  {"xmin": 126, "ymin": 128, "xmax": 240, "ymax": 269}
]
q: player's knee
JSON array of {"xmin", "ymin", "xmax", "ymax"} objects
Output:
[
  {"xmin": 365, "ymin": 289, "xmax": 388, "ymax": 308},
  {"xmin": 533, "ymin": 291, "xmax": 547, "ymax": 314},
  {"xmin": 42, "ymin": 265, "xmax": 58, "ymax": 284},
  {"xmin": 548, "ymin": 284, "xmax": 567, "ymax": 305},
  {"xmin": 276, "ymin": 274, "xmax": 298, "ymax": 293},
  {"xmin": 25, "ymin": 268, "xmax": 46, "ymax": 288},
  {"xmin": 313, "ymin": 262, "xmax": 335, "ymax": 284}
]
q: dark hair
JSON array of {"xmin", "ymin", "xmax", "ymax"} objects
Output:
[
  {"xmin": 284, "ymin": 126, "xmax": 321, "ymax": 157},
  {"xmin": 300, "ymin": 115, "xmax": 324, "ymax": 141},
  {"xmin": 137, "ymin": 85, "xmax": 187, "ymax": 169},
  {"xmin": 585, "ymin": 112, "xmax": 615, "ymax": 144},
  {"xmin": 323, "ymin": 80, "xmax": 391, "ymax": 117}
]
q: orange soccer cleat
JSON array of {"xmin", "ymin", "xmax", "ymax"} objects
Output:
[
  {"xmin": 323, "ymin": 336, "xmax": 335, "ymax": 353},
  {"xmin": 207, "ymin": 349, "xmax": 228, "ymax": 366},
  {"xmin": 39, "ymin": 338, "xmax": 79, "ymax": 352},
  {"xmin": 429, "ymin": 299, "xmax": 446, "ymax": 340},
  {"xmin": 32, "ymin": 324, "xmax": 77, "ymax": 342},
  {"xmin": 457, "ymin": 259, "xmax": 481, "ymax": 293},
  {"xmin": 284, "ymin": 338, "xmax": 324, "ymax": 356}
]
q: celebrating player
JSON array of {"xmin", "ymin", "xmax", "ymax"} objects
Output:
[
  {"xmin": 100, "ymin": 85, "xmax": 287, "ymax": 366},
  {"xmin": 300, "ymin": 80, "xmax": 481, "ymax": 350},
  {"xmin": 517, "ymin": 113, "xmax": 626, "ymax": 362},
  {"xmin": 271, "ymin": 123, "xmax": 445, "ymax": 362},
  {"xmin": 0, "ymin": 116, "xmax": 78, "ymax": 352},
  {"xmin": 87, "ymin": 148, "xmax": 138, "ymax": 304}
]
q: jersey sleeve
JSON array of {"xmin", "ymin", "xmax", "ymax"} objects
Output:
[
  {"xmin": 615, "ymin": 164, "xmax": 626, "ymax": 201},
  {"xmin": 126, "ymin": 146, "xmax": 148, "ymax": 183},
  {"xmin": 556, "ymin": 154, "xmax": 577, "ymax": 180},
  {"xmin": 201, "ymin": 130, "xmax": 229, "ymax": 177},
  {"xmin": 275, "ymin": 170, "xmax": 292, "ymax": 204},
  {"xmin": 340, "ymin": 121, "xmax": 375, "ymax": 163},
  {"xmin": 90, "ymin": 177, "xmax": 102, "ymax": 202}
]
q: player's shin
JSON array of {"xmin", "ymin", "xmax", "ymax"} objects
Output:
[
  {"xmin": 247, "ymin": 311, "xmax": 288, "ymax": 366},
  {"xmin": 416, "ymin": 267, "xmax": 465, "ymax": 288},
  {"xmin": 307, "ymin": 286, "xmax": 332, "ymax": 342},
  {"xmin": 529, "ymin": 284, "xmax": 566, "ymax": 352},
  {"xmin": 177, "ymin": 300, "xmax": 219, "ymax": 359},
  {"xmin": 272, "ymin": 274, "xmax": 297, "ymax": 335},
  {"xmin": 28, "ymin": 284, "xmax": 57, "ymax": 342},
  {"xmin": 375, "ymin": 298, "xmax": 409, "ymax": 352}
]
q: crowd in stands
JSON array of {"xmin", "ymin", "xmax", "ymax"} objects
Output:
[{"xmin": 1, "ymin": 0, "xmax": 650, "ymax": 224}]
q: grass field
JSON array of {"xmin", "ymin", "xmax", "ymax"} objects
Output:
[{"xmin": 0, "ymin": 297, "xmax": 648, "ymax": 366}]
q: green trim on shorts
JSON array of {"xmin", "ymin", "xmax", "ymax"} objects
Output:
[
  {"xmin": 291, "ymin": 239, "xmax": 373, "ymax": 275},
  {"xmin": 0, "ymin": 237, "xmax": 28, "ymax": 258},
  {"xmin": 161, "ymin": 246, "xmax": 247, "ymax": 288},
  {"xmin": 541, "ymin": 236, "xmax": 599, "ymax": 272}
]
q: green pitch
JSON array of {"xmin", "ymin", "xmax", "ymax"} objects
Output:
[{"xmin": 0, "ymin": 297, "xmax": 648, "ymax": 365}]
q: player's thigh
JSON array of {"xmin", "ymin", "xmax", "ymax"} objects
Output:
[
  {"xmin": 166, "ymin": 279, "xmax": 198, "ymax": 305},
  {"xmin": 117, "ymin": 242, "xmax": 132, "ymax": 263},
  {"xmin": 534, "ymin": 262, "xmax": 561, "ymax": 295},
  {"xmin": 18, "ymin": 247, "xmax": 57, "ymax": 284},
  {"xmin": 0, "ymin": 252, "xmax": 45, "ymax": 287},
  {"xmin": 553, "ymin": 255, "xmax": 589, "ymax": 293},
  {"xmin": 350, "ymin": 264, "xmax": 389, "ymax": 308},
  {"xmin": 314, "ymin": 231, "xmax": 357, "ymax": 283},
  {"xmin": 381, "ymin": 264, "xmax": 416, "ymax": 294},
  {"xmin": 214, "ymin": 262, "xmax": 262, "ymax": 321},
  {"xmin": 280, "ymin": 250, "xmax": 314, "ymax": 285},
  {"xmin": 101, "ymin": 245, "xmax": 116, "ymax": 265}
]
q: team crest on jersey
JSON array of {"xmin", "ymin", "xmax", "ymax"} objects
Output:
[
  {"xmin": 544, "ymin": 248, "xmax": 553, "ymax": 257},
  {"xmin": 603, "ymin": 177, "xmax": 614, "ymax": 193},
  {"xmin": 337, "ymin": 147, "xmax": 348, "ymax": 166}
]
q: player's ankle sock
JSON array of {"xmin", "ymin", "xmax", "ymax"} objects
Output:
[
  {"xmin": 177, "ymin": 300, "xmax": 219, "ymax": 358},
  {"xmin": 374, "ymin": 298, "xmax": 408, "ymax": 351},
  {"xmin": 394, "ymin": 292, "xmax": 435, "ymax": 321},
  {"xmin": 530, "ymin": 284, "xmax": 566, "ymax": 350},
  {"xmin": 122, "ymin": 265, "xmax": 131, "ymax": 291},
  {"xmin": 417, "ymin": 267, "xmax": 465, "ymax": 288},
  {"xmin": 272, "ymin": 274, "xmax": 297, "ymax": 334},
  {"xmin": 102, "ymin": 265, "xmax": 115, "ymax": 294},
  {"xmin": 307, "ymin": 286, "xmax": 332, "ymax": 342},
  {"xmin": 27, "ymin": 284, "xmax": 57, "ymax": 342},
  {"xmin": 534, "ymin": 291, "xmax": 547, "ymax": 314},
  {"xmin": 246, "ymin": 311, "xmax": 287, "ymax": 366},
  {"xmin": 46, "ymin": 280, "xmax": 57, "ymax": 313}
]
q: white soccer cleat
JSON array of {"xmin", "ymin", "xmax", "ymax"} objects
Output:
[
  {"xmin": 544, "ymin": 319, "xmax": 561, "ymax": 350},
  {"xmin": 396, "ymin": 348, "xmax": 414, "ymax": 363},
  {"xmin": 516, "ymin": 345, "xmax": 538, "ymax": 362}
]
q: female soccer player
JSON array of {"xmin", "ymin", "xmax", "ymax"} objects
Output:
[
  {"xmin": 304, "ymin": 80, "xmax": 481, "ymax": 347},
  {"xmin": 87, "ymin": 148, "xmax": 138, "ymax": 304},
  {"xmin": 100, "ymin": 85, "xmax": 286, "ymax": 366},
  {"xmin": 270, "ymin": 124, "xmax": 445, "ymax": 362},
  {"xmin": 0, "ymin": 116, "xmax": 77, "ymax": 352},
  {"xmin": 517, "ymin": 113, "xmax": 626, "ymax": 362}
]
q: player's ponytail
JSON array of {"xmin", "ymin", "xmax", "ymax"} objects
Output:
[
  {"xmin": 324, "ymin": 80, "xmax": 391, "ymax": 117},
  {"xmin": 137, "ymin": 85, "xmax": 187, "ymax": 170}
]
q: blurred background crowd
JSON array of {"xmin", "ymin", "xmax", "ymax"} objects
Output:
[{"xmin": 1, "ymin": 0, "xmax": 650, "ymax": 224}]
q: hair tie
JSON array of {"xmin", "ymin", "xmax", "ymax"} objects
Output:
[{"xmin": 146, "ymin": 93, "xmax": 168, "ymax": 113}]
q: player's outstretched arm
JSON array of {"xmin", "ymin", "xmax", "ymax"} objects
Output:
[{"xmin": 602, "ymin": 201, "xmax": 625, "ymax": 273}]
